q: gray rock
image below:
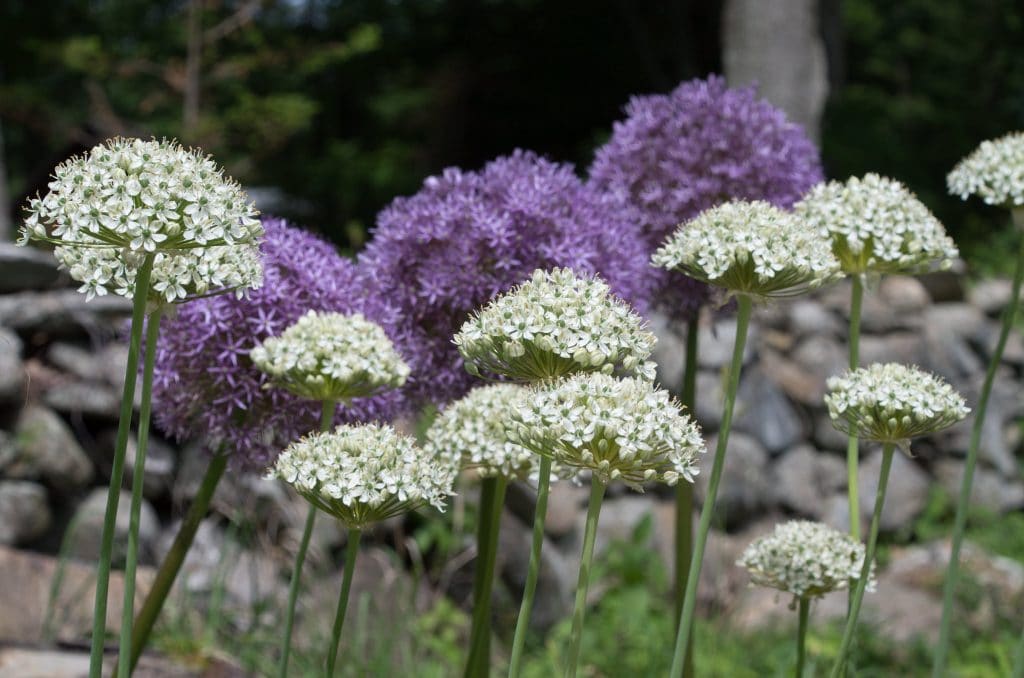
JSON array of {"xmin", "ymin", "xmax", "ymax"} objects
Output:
[
  {"xmin": 697, "ymin": 316, "xmax": 757, "ymax": 369},
  {"xmin": 934, "ymin": 460, "xmax": 1024, "ymax": 514},
  {"xmin": 98, "ymin": 343, "xmax": 130, "ymax": 390},
  {"xmin": 68, "ymin": 488, "xmax": 160, "ymax": 566},
  {"xmin": 923, "ymin": 321, "xmax": 983, "ymax": 387},
  {"xmin": 771, "ymin": 445, "xmax": 847, "ymax": 520},
  {"xmin": 813, "ymin": 410, "xmax": 849, "ymax": 452},
  {"xmin": 733, "ymin": 367, "xmax": 803, "ymax": 454},
  {"xmin": 0, "ymin": 290, "xmax": 130, "ymax": 335},
  {"xmin": 0, "ymin": 327, "xmax": 25, "ymax": 402},
  {"xmin": 155, "ymin": 518, "xmax": 228, "ymax": 595},
  {"xmin": 973, "ymin": 320, "xmax": 1024, "ymax": 366},
  {"xmin": 917, "ymin": 266, "xmax": 966, "ymax": 303},
  {"xmin": 693, "ymin": 370, "xmax": 725, "ymax": 431},
  {"xmin": 9, "ymin": 405, "xmax": 93, "ymax": 491},
  {"xmin": 859, "ymin": 332, "xmax": 926, "ymax": 366},
  {"xmin": 497, "ymin": 512, "xmax": 575, "ymax": 630},
  {"xmin": 0, "ymin": 243, "xmax": 61, "ymax": 293},
  {"xmin": 0, "ymin": 481, "xmax": 51, "ymax": 544},
  {"xmin": 0, "ymin": 430, "xmax": 16, "ymax": 470},
  {"xmin": 124, "ymin": 434, "xmax": 176, "ymax": 500},
  {"xmin": 43, "ymin": 380, "xmax": 120, "ymax": 419},
  {"xmin": 543, "ymin": 481, "xmax": 588, "ymax": 538},
  {"xmin": 859, "ymin": 277, "xmax": 928, "ymax": 333},
  {"xmin": 47, "ymin": 342, "xmax": 108, "ymax": 381},
  {"xmin": 924, "ymin": 303, "xmax": 986, "ymax": 342},
  {"xmin": 969, "ymin": 279, "xmax": 1013, "ymax": 315},
  {"xmin": 788, "ymin": 335, "xmax": 847, "ymax": 405},
  {"xmin": 650, "ymin": 312, "xmax": 688, "ymax": 392},
  {"xmin": 858, "ymin": 449, "xmax": 930, "ymax": 532},
  {"xmin": 945, "ymin": 374, "xmax": 1022, "ymax": 476},
  {"xmin": 695, "ymin": 432, "xmax": 773, "ymax": 528},
  {"xmin": 788, "ymin": 299, "xmax": 841, "ymax": 338},
  {"xmin": 879, "ymin": 275, "xmax": 932, "ymax": 312}
]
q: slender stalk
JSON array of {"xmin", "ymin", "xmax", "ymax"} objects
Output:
[
  {"xmin": 796, "ymin": 596, "xmax": 810, "ymax": 678},
  {"xmin": 117, "ymin": 305, "xmax": 163, "ymax": 678},
  {"xmin": 89, "ymin": 254, "xmax": 153, "ymax": 678},
  {"xmin": 507, "ymin": 455, "xmax": 553, "ymax": 678},
  {"xmin": 278, "ymin": 399, "xmax": 336, "ymax": 678},
  {"xmin": 669, "ymin": 295, "xmax": 753, "ymax": 678},
  {"xmin": 830, "ymin": 443, "xmax": 895, "ymax": 678},
  {"xmin": 674, "ymin": 317, "xmax": 698, "ymax": 678},
  {"xmin": 846, "ymin": 275, "xmax": 864, "ymax": 540},
  {"xmin": 565, "ymin": 478, "xmax": 606, "ymax": 678},
  {"xmin": 465, "ymin": 476, "xmax": 508, "ymax": 678},
  {"xmin": 934, "ymin": 220, "xmax": 1024, "ymax": 678},
  {"xmin": 326, "ymin": 527, "xmax": 362, "ymax": 677},
  {"xmin": 1012, "ymin": 620, "xmax": 1024, "ymax": 678},
  {"xmin": 125, "ymin": 450, "xmax": 228, "ymax": 673}
]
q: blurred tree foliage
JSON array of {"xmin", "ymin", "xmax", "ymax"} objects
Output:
[
  {"xmin": 2, "ymin": 0, "xmax": 1023, "ymax": 265},
  {"xmin": 823, "ymin": 0, "xmax": 1024, "ymax": 271}
]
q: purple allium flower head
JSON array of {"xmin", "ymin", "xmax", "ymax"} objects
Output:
[
  {"xmin": 358, "ymin": 149, "xmax": 654, "ymax": 406},
  {"xmin": 588, "ymin": 75, "xmax": 824, "ymax": 316},
  {"xmin": 152, "ymin": 217, "xmax": 408, "ymax": 471}
]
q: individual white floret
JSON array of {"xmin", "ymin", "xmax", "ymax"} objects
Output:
[
  {"xmin": 506, "ymin": 372, "xmax": 704, "ymax": 488},
  {"xmin": 825, "ymin": 363, "xmax": 969, "ymax": 445},
  {"xmin": 737, "ymin": 520, "xmax": 874, "ymax": 599},
  {"xmin": 652, "ymin": 200, "xmax": 842, "ymax": 299},
  {"xmin": 947, "ymin": 132, "xmax": 1024, "ymax": 208},
  {"xmin": 454, "ymin": 267, "xmax": 657, "ymax": 382},
  {"xmin": 271, "ymin": 423, "xmax": 456, "ymax": 528},
  {"xmin": 795, "ymin": 173, "xmax": 958, "ymax": 274},
  {"xmin": 251, "ymin": 310, "xmax": 409, "ymax": 402}
]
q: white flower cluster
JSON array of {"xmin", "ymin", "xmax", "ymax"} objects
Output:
[
  {"xmin": 251, "ymin": 310, "xmax": 410, "ymax": 402},
  {"xmin": 19, "ymin": 137, "xmax": 263, "ymax": 303},
  {"xmin": 651, "ymin": 200, "xmax": 842, "ymax": 299},
  {"xmin": 454, "ymin": 268, "xmax": 657, "ymax": 382},
  {"xmin": 825, "ymin": 363, "xmax": 969, "ymax": 445},
  {"xmin": 947, "ymin": 132, "xmax": 1024, "ymax": 207},
  {"xmin": 737, "ymin": 520, "xmax": 874, "ymax": 599},
  {"xmin": 425, "ymin": 384, "xmax": 540, "ymax": 481},
  {"xmin": 271, "ymin": 423, "xmax": 456, "ymax": 528},
  {"xmin": 794, "ymin": 173, "xmax": 959, "ymax": 274},
  {"xmin": 506, "ymin": 373, "xmax": 704, "ymax": 488}
]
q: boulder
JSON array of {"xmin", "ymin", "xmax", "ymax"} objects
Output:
[
  {"xmin": 697, "ymin": 315, "xmax": 757, "ymax": 369},
  {"xmin": 858, "ymin": 449, "xmax": 930, "ymax": 532},
  {"xmin": 0, "ymin": 243, "xmax": 61, "ymax": 293},
  {"xmin": 0, "ymin": 481, "xmax": 51, "ymax": 544},
  {"xmin": 968, "ymin": 279, "xmax": 1012, "ymax": 315},
  {"xmin": 771, "ymin": 445, "xmax": 847, "ymax": 520},
  {"xmin": 0, "ymin": 289, "xmax": 130, "ymax": 335},
  {"xmin": 9, "ymin": 405, "xmax": 93, "ymax": 491},
  {"xmin": 44, "ymin": 380, "xmax": 121, "ymax": 419},
  {"xmin": 933, "ymin": 460, "xmax": 1024, "ymax": 514},
  {"xmin": 0, "ymin": 327, "xmax": 25, "ymax": 402},
  {"xmin": 733, "ymin": 367, "xmax": 803, "ymax": 454},
  {"xmin": 68, "ymin": 488, "xmax": 160, "ymax": 566},
  {"xmin": 695, "ymin": 432, "xmax": 773, "ymax": 528}
]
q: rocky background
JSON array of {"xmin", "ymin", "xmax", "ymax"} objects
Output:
[{"xmin": 1, "ymin": 245, "xmax": 1022, "ymax": 675}]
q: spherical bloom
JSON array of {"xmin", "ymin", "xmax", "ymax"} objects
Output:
[
  {"xmin": 19, "ymin": 137, "xmax": 264, "ymax": 303},
  {"xmin": 271, "ymin": 423, "xmax": 456, "ymax": 528},
  {"xmin": 454, "ymin": 268, "xmax": 657, "ymax": 382},
  {"xmin": 825, "ymin": 363, "xmax": 969, "ymax": 446},
  {"xmin": 251, "ymin": 310, "xmax": 410, "ymax": 402},
  {"xmin": 506, "ymin": 373, "xmax": 704, "ymax": 488},
  {"xmin": 652, "ymin": 200, "xmax": 842, "ymax": 300},
  {"xmin": 358, "ymin": 149, "xmax": 654, "ymax": 405},
  {"xmin": 425, "ymin": 384, "xmax": 572, "ymax": 482},
  {"xmin": 737, "ymin": 520, "xmax": 874, "ymax": 599},
  {"xmin": 794, "ymin": 174, "xmax": 959, "ymax": 275},
  {"xmin": 588, "ymin": 75, "xmax": 824, "ymax": 315},
  {"xmin": 947, "ymin": 132, "xmax": 1024, "ymax": 207},
  {"xmin": 152, "ymin": 218, "xmax": 408, "ymax": 471}
]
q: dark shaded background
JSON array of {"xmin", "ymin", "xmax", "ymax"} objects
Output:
[{"xmin": 2, "ymin": 0, "xmax": 1023, "ymax": 267}]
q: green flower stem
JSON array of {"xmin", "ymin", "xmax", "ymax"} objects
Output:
[
  {"xmin": 933, "ymin": 218, "xmax": 1024, "ymax": 678},
  {"xmin": 1012, "ymin": 620, "xmax": 1024, "ymax": 678},
  {"xmin": 669, "ymin": 294, "xmax": 753, "ymax": 678},
  {"xmin": 674, "ymin": 317, "xmax": 699, "ymax": 678},
  {"xmin": 796, "ymin": 596, "xmax": 810, "ymax": 678},
  {"xmin": 326, "ymin": 527, "xmax": 362, "ymax": 678},
  {"xmin": 846, "ymin": 274, "xmax": 864, "ymax": 541},
  {"xmin": 507, "ymin": 455, "xmax": 553, "ymax": 678},
  {"xmin": 565, "ymin": 477, "xmax": 607, "ymax": 678},
  {"xmin": 124, "ymin": 449, "xmax": 228, "ymax": 674},
  {"xmin": 465, "ymin": 476, "xmax": 508, "ymax": 678},
  {"xmin": 89, "ymin": 253, "xmax": 153, "ymax": 678},
  {"xmin": 117, "ymin": 305, "xmax": 163, "ymax": 678},
  {"xmin": 830, "ymin": 443, "xmax": 895, "ymax": 678},
  {"xmin": 278, "ymin": 399, "xmax": 336, "ymax": 678}
]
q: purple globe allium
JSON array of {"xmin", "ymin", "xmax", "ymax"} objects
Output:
[
  {"xmin": 152, "ymin": 218, "xmax": 408, "ymax": 471},
  {"xmin": 358, "ymin": 149, "xmax": 654, "ymax": 406},
  {"xmin": 588, "ymin": 75, "xmax": 824, "ymax": 316}
]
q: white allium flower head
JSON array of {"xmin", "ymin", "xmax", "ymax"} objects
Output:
[
  {"xmin": 251, "ymin": 310, "xmax": 410, "ymax": 402},
  {"xmin": 454, "ymin": 267, "xmax": 657, "ymax": 382},
  {"xmin": 651, "ymin": 200, "xmax": 842, "ymax": 299},
  {"xmin": 18, "ymin": 137, "xmax": 263, "ymax": 303},
  {"xmin": 794, "ymin": 173, "xmax": 959, "ymax": 274},
  {"xmin": 425, "ymin": 384, "xmax": 574, "ymax": 482},
  {"xmin": 947, "ymin": 132, "xmax": 1024, "ymax": 207},
  {"xmin": 737, "ymin": 520, "xmax": 875, "ymax": 599},
  {"xmin": 825, "ymin": 363, "xmax": 969, "ymax": 446},
  {"xmin": 506, "ymin": 372, "xmax": 704, "ymax": 488},
  {"xmin": 271, "ymin": 423, "xmax": 456, "ymax": 528}
]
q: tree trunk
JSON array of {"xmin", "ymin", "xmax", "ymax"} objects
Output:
[{"xmin": 721, "ymin": 0, "xmax": 829, "ymax": 144}]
